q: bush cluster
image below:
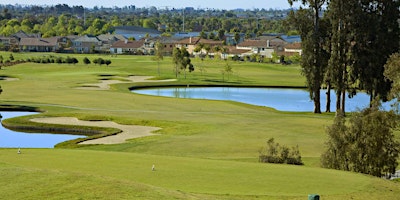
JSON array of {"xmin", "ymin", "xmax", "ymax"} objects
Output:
[
  {"xmin": 91, "ymin": 57, "xmax": 112, "ymax": 66},
  {"xmin": 27, "ymin": 55, "xmax": 78, "ymax": 64},
  {"xmin": 259, "ymin": 138, "xmax": 303, "ymax": 165}
]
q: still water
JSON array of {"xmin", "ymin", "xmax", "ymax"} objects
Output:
[
  {"xmin": 0, "ymin": 112, "xmax": 84, "ymax": 148},
  {"xmin": 132, "ymin": 87, "xmax": 394, "ymax": 112}
]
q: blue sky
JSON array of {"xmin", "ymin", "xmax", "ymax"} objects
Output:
[{"xmin": 0, "ymin": 0, "xmax": 302, "ymax": 10}]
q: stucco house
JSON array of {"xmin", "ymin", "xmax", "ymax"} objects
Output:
[
  {"xmin": 72, "ymin": 35, "xmax": 102, "ymax": 53},
  {"xmin": 236, "ymin": 39, "xmax": 275, "ymax": 58},
  {"xmin": 284, "ymin": 42, "xmax": 302, "ymax": 56},
  {"xmin": 110, "ymin": 40, "xmax": 145, "ymax": 54},
  {"xmin": 19, "ymin": 37, "xmax": 59, "ymax": 52},
  {"xmin": 175, "ymin": 37, "xmax": 224, "ymax": 55},
  {"xmin": 97, "ymin": 34, "xmax": 127, "ymax": 53}
]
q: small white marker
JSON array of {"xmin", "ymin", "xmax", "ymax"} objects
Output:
[
  {"xmin": 17, "ymin": 148, "xmax": 21, "ymax": 154},
  {"xmin": 152, "ymin": 164, "xmax": 155, "ymax": 171}
]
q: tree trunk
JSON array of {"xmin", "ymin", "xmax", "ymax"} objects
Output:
[
  {"xmin": 341, "ymin": 89, "xmax": 346, "ymax": 116},
  {"xmin": 314, "ymin": 89, "xmax": 321, "ymax": 113},
  {"xmin": 335, "ymin": 90, "xmax": 342, "ymax": 116},
  {"xmin": 325, "ymin": 83, "xmax": 331, "ymax": 112},
  {"xmin": 157, "ymin": 61, "xmax": 160, "ymax": 77},
  {"xmin": 312, "ymin": 4, "xmax": 321, "ymax": 114}
]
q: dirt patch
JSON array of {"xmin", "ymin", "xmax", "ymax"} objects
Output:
[{"xmin": 30, "ymin": 117, "xmax": 161, "ymax": 145}]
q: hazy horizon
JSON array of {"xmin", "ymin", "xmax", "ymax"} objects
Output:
[{"xmin": 0, "ymin": 0, "xmax": 302, "ymax": 10}]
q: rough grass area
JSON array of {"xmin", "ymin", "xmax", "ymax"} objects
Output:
[{"xmin": 0, "ymin": 53, "xmax": 399, "ymax": 199}]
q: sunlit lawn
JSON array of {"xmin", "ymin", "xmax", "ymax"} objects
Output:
[{"xmin": 0, "ymin": 52, "xmax": 399, "ymax": 199}]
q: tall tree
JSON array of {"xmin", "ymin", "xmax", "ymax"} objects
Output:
[
  {"xmin": 154, "ymin": 41, "xmax": 164, "ymax": 76},
  {"xmin": 384, "ymin": 53, "xmax": 400, "ymax": 106},
  {"xmin": 172, "ymin": 47, "xmax": 182, "ymax": 78},
  {"xmin": 326, "ymin": 0, "xmax": 352, "ymax": 115},
  {"xmin": 172, "ymin": 47, "xmax": 194, "ymax": 79},
  {"xmin": 288, "ymin": 0, "xmax": 327, "ymax": 113},
  {"xmin": 350, "ymin": 0, "xmax": 399, "ymax": 104}
]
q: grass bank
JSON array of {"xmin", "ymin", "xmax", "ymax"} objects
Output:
[{"xmin": 0, "ymin": 53, "xmax": 398, "ymax": 199}]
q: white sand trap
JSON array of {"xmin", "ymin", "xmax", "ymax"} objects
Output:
[
  {"xmin": 77, "ymin": 76, "xmax": 176, "ymax": 90},
  {"xmin": 30, "ymin": 117, "xmax": 161, "ymax": 145},
  {"xmin": 0, "ymin": 77, "xmax": 19, "ymax": 81}
]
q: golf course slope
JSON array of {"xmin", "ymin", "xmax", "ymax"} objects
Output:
[{"xmin": 0, "ymin": 149, "xmax": 398, "ymax": 200}]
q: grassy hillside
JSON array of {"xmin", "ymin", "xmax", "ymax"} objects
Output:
[{"xmin": 0, "ymin": 52, "xmax": 399, "ymax": 199}]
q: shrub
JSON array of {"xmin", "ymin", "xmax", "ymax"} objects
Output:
[
  {"xmin": 259, "ymin": 138, "xmax": 303, "ymax": 165},
  {"xmin": 83, "ymin": 57, "xmax": 91, "ymax": 65}
]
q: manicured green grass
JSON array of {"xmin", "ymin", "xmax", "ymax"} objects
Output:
[
  {"xmin": 1, "ymin": 148, "xmax": 399, "ymax": 200},
  {"xmin": 0, "ymin": 52, "xmax": 399, "ymax": 199}
]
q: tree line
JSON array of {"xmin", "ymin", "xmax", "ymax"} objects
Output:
[
  {"xmin": 288, "ymin": 0, "xmax": 399, "ymax": 115},
  {"xmin": 0, "ymin": 4, "xmax": 297, "ymax": 38},
  {"xmin": 289, "ymin": 0, "xmax": 399, "ymax": 178}
]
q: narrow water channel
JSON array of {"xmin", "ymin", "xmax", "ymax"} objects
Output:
[{"xmin": 0, "ymin": 112, "xmax": 84, "ymax": 148}]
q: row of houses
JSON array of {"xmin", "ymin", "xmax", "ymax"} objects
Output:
[{"xmin": 0, "ymin": 29, "xmax": 302, "ymax": 59}]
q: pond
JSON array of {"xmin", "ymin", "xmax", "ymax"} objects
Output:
[
  {"xmin": 132, "ymin": 87, "xmax": 395, "ymax": 112},
  {"xmin": 0, "ymin": 112, "xmax": 84, "ymax": 148}
]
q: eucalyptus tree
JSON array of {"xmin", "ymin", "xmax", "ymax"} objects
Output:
[
  {"xmin": 154, "ymin": 41, "xmax": 164, "ymax": 76},
  {"xmin": 384, "ymin": 53, "xmax": 400, "ymax": 105},
  {"xmin": 172, "ymin": 47, "xmax": 182, "ymax": 78},
  {"xmin": 288, "ymin": 0, "xmax": 327, "ymax": 113},
  {"xmin": 172, "ymin": 47, "xmax": 194, "ymax": 79},
  {"xmin": 328, "ymin": 0, "xmax": 399, "ymax": 114},
  {"xmin": 350, "ymin": 0, "xmax": 399, "ymax": 104}
]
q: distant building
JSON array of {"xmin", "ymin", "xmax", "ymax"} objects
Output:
[
  {"xmin": 97, "ymin": 33, "xmax": 127, "ymax": 52},
  {"xmin": 283, "ymin": 42, "xmax": 302, "ymax": 56},
  {"xmin": 72, "ymin": 35, "xmax": 102, "ymax": 53},
  {"xmin": 19, "ymin": 37, "xmax": 59, "ymax": 52},
  {"xmin": 175, "ymin": 37, "xmax": 223, "ymax": 55},
  {"xmin": 110, "ymin": 40, "xmax": 145, "ymax": 54},
  {"xmin": 114, "ymin": 26, "xmax": 161, "ymax": 40},
  {"xmin": 237, "ymin": 39, "xmax": 274, "ymax": 58}
]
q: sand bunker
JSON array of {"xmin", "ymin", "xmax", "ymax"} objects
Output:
[
  {"xmin": 77, "ymin": 76, "xmax": 176, "ymax": 90},
  {"xmin": 30, "ymin": 117, "xmax": 161, "ymax": 145},
  {"xmin": 0, "ymin": 77, "xmax": 19, "ymax": 81}
]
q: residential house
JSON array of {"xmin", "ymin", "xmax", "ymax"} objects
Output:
[
  {"xmin": 19, "ymin": 37, "xmax": 59, "ymax": 52},
  {"xmin": 257, "ymin": 35, "xmax": 287, "ymax": 52},
  {"xmin": 222, "ymin": 46, "xmax": 250, "ymax": 60},
  {"xmin": 158, "ymin": 37, "xmax": 180, "ymax": 56},
  {"xmin": 0, "ymin": 36, "xmax": 18, "ymax": 51},
  {"xmin": 283, "ymin": 42, "xmax": 302, "ymax": 56},
  {"xmin": 175, "ymin": 37, "xmax": 224, "ymax": 55},
  {"xmin": 236, "ymin": 39, "xmax": 275, "ymax": 58},
  {"xmin": 97, "ymin": 34, "xmax": 126, "ymax": 53},
  {"xmin": 110, "ymin": 40, "xmax": 145, "ymax": 54},
  {"xmin": 0, "ymin": 31, "xmax": 41, "ymax": 51},
  {"xmin": 11, "ymin": 30, "xmax": 41, "ymax": 41},
  {"xmin": 224, "ymin": 33, "xmax": 245, "ymax": 45},
  {"xmin": 72, "ymin": 35, "xmax": 102, "ymax": 53}
]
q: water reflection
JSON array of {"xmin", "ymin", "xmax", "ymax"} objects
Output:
[
  {"xmin": 0, "ymin": 112, "xmax": 84, "ymax": 148},
  {"xmin": 133, "ymin": 87, "xmax": 395, "ymax": 112}
]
